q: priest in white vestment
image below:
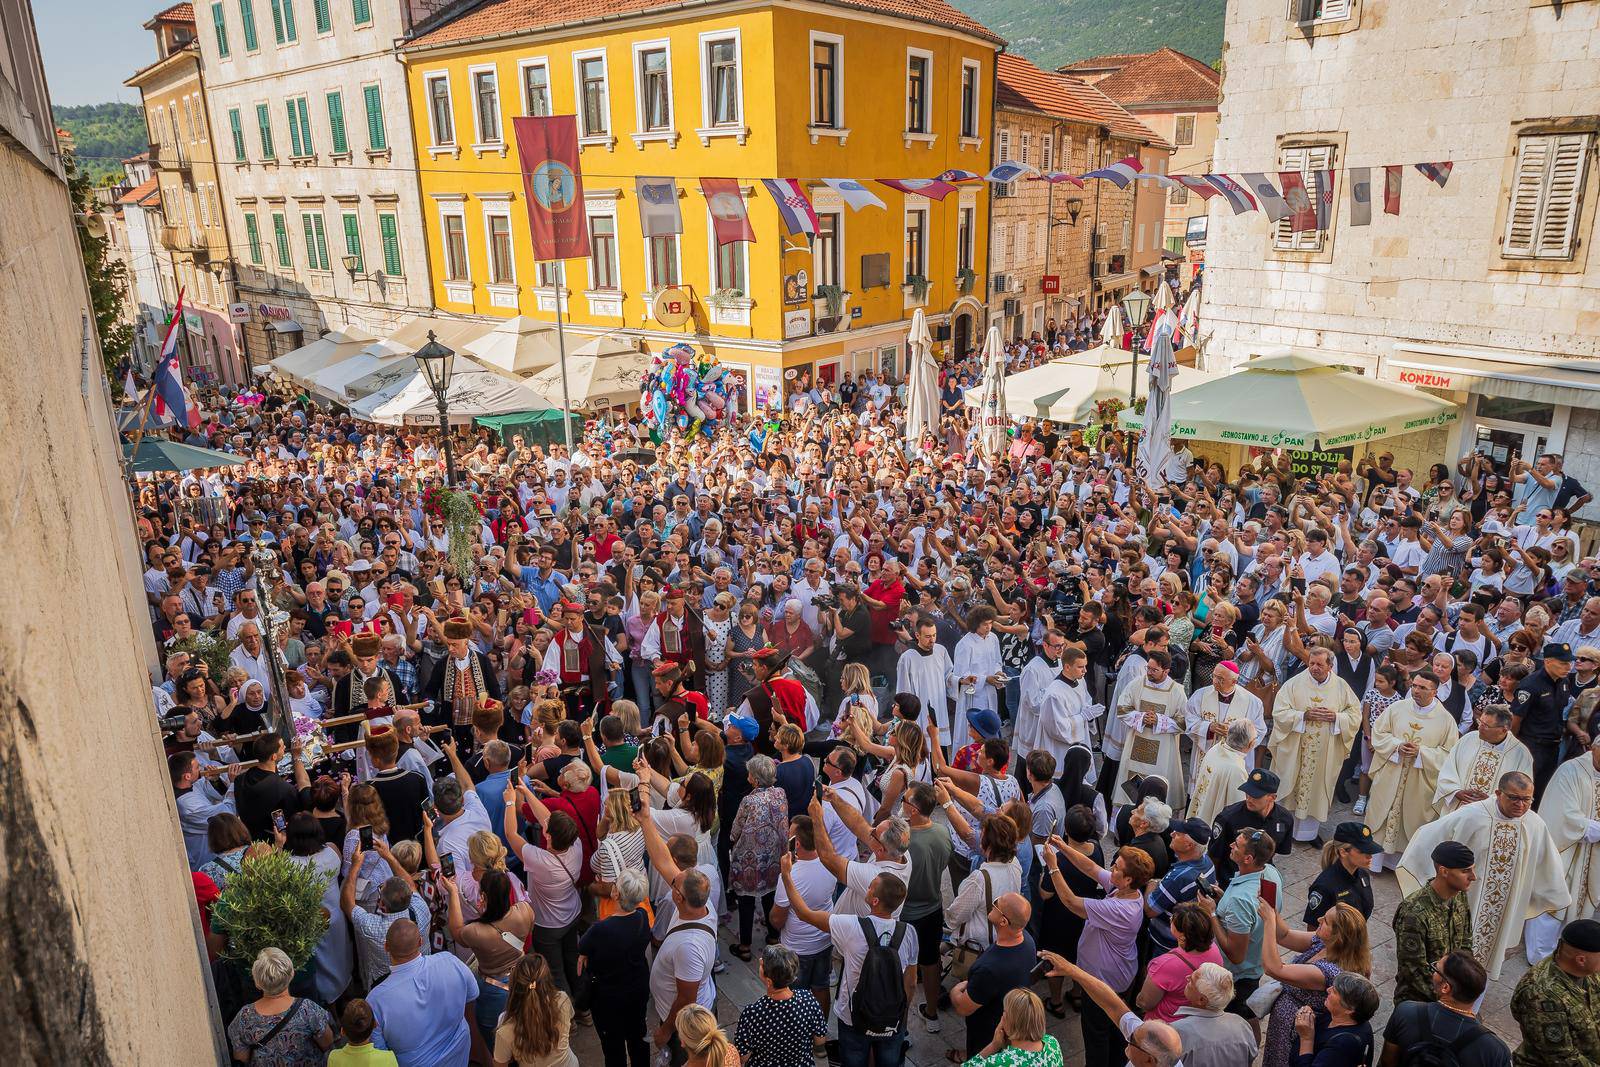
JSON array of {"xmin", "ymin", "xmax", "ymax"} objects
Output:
[
  {"xmin": 1189, "ymin": 719, "xmax": 1256, "ymax": 825},
  {"xmin": 1112, "ymin": 650, "xmax": 1189, "ymax": 809},
  {"xmin": 896, "ymin": 617, "xmax": 956, "ymax": 746},
  {"xmin": 1527, "ymin": 738, "xmax": 1600, "ymax": 960},
  {"xmin": 1035, "ymin": 648, "xmax": 1097, "ymax": 767},
  {"xmin": 1268, "ymin": 647, "xmax": 1362, "ymax": 841},
  {"xmin": 1365, "ymin": 671, "xmax": 1458, "ymax": 870},
  {"xmin": 1184, "ymin": 661, "xmax": 1266, "ymax": 779},
  {"xmin": 1397, "ymin": 771, "xmax": 1571, "ymax": 979},
  {"xmin": 951, "ymin": 608, "xmax": 1005, "ymax": 760},
  {"xmin": 1433, "ymin": 706, "xmax": 1533, "ymax": 814},
  {"xmin": 1013, "ymin": 632, "xmax": 1068, "ymax": 757}
]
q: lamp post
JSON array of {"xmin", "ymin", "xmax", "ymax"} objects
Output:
[
  {"xmin": 1121, "ymin": 288, "xmax": 1152, "ymax": 404},
  {"xmin": 414, "ymin": 330, "xmax": 458, "ymax": 485}
]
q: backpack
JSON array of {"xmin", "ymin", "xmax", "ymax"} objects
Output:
[
  {"xmin": 1402, "ymin": 1015, "xmax": 1489, "ymax": 1067},
  {"xmin": 852, "ymin": 917, "xmax": 909, "ymax": 1039}
]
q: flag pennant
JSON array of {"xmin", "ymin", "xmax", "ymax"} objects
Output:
[
  {"xmin": 1204, "ymin": 174, "xmax": 1258, "ymax": 215},
  {"xmin": 985, "ymin": 161, "xmax": 1035, "ymax": 185},
  {"xmin": 151, "ymin": 289, "xmax": 201, "ymax": 430},
  {"xmin": 936, "ymin": 169, "xmax": 983, "ymax": 183},
  {"xmin": 821, "ymin": 178, "xmax": 886, "ymax": 211},
  {"xmin": 701, "ymin": 178, "xmax": 754, "ymax": 246},
  {"xmin": 1279, "ymin": 171, "xmax": 1318, "ymax": 233},
  {"xmin": 1175, "ymin": 175, "xmax": 1219, "ymax": 200},
  {"xmin": 1134, "ymin": 173, "xmax": 1182, "ymax": 190},
  {"xmin": 1415, "ymin": 161, "xmax": 1453, "ymax": 188},
  {"xmin": 512, "ymin": 116, "xmax": 589, "ymax": 260},
  {"xmin": 1082, "ymin": 155, "xmax": 1144, "ymax": 188},
  {"xmin": 1035, "ymin": 172, "xmax": 1086, "ymax": 187},
  {"xmin": 761, "ymin": 178, "xmax": 819, "ymax": 236},
  {"xmin": 1348, "ymin": 167, "xmax": 1372, "ymax": 227},
  {"xmin": 1242, "ymin": 173, "xmax": 1291, "ymax": 222},
  {"xmin": 1384, "ymin": 165, "xmax": 1403, "ymax": 215},
  {"xmin": 1313, "ymin": 170, "xmax": 1335, "ymax": 231},
  {"xmin": 635, "ymin": 176, "xmax": 683, "ymax": 237},
  {"xmin": 875, "ymin": 178, "xmax": 957, "ymax": 201}
]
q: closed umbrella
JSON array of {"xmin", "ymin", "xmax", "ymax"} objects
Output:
[
  {"xmin": 973, "ymin": 326, "xmax": 1009, "ymax": 461},
  {"xmin": 1177, "ymin": 286, "xmax": 1203, "ymax": 348},
  {"xmin": 1135, "ymin": 320, "xmax": 1178, "ymax": 490},
  {"xmin": 903, "ymin": 308, "xmax": 938, "ymax": 447},
  {"xmin": 1153, "ymin": 278, "xmax": 1175, "ymax": 313},
  {"xmin": 1099, "ymin": 304, "xmax": 1126, "ymax": 348}
]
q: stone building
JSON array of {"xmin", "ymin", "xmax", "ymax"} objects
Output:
[
  {"xmin": 988, "ymin": 53, "xmax": 1163, "ymax": 343},
  {"xmin": 0, "ymin": 0, "xmax": 221, "ymax": 1059},
  {"xmin": 1202, "ymin": 0, "xmax": 1600, "ymax": 512}
]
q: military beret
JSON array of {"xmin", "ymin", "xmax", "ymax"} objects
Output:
[
  {"xmin": 1431, "ymin": 840, "xmax": 1475, "ymax": 870},
  {"xmin": 1561, "ymin": 918, "xmax": 1600, "ymax": 952}
]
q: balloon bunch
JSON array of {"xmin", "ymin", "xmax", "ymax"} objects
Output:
[
  {"xmin": 641, "ymin": 343, "xmax": 737, "ymax": 442},
  {"xmin": 234, "ymin": 391, "xmax": 267, "ymax": 407}
]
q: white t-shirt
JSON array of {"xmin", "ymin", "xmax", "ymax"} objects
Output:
[
  {"xmin": 436, "ymin": 790, "xmax": 491, "ymax": 871},
  {"xmin": 829, "ymin": 913, "xmax": 919, "ymax": 1026},
  {"xmin": 650, "ymin": 912, "xmax": 718, "ymax": 1021},
  {"xmin": 519, "ymin": 842, "xmax": 583, "ymax": 929},
  {"xmin": 835, "ymin": 856, "xmax": 912, "ymax": 918},
  {"xmin": 822, "ymin": 778, "xmax": 872, "ymax": 860},
  {"xmin": 775, "ymin": 856, "xmax": 838, "ymax": 955}
]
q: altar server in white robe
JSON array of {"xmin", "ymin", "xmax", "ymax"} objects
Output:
[
  {"xmin": 1365, "ymin": 670, "xmax": 1459, "ymax": 871},
  {"xmin": 1433, "ymin": 705, "xmax": 1533, "ymax": 815},
  {"xmin": 1012, "ymin": 630, "xmax": 1068, "ymax": 757},
  {"xmin": 1035, "ymin": 647, "xmax": 1098, "ymax": 767},
  {"xmin": 1112, "ymin": 649, "xmax": 1189, "ymax": 810},
  {"xmin": 1184, "ymin": 660, "xmax": 1266, "ymax": 779},
  {"xmin": 1398, "ymin": 770, "xmax": 1571, "ymax": 980},
  {"xmin": 1526, "ymin": 737, "xmax": 1600, "ymax": 961},
  {"xmin": 1268, "ymin": 646, "xmax": 1362, "ymax": 842},
  {"xmin": 951, "ymin": 606, "xmax": 1005, "ymax": 761},
  {"xmin": 896, "ymin": 615, "xmax": 956, "ymax": 745},
  {"xmin": 1188, "ymin": 719, "xmax": 1256, "ymax": 826}
]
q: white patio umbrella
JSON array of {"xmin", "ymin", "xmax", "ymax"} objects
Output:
[
  {"xmin": 903, "ymin": 308, "xmax": 939, "ymax": 447},
  {"xmin": 305, "ymin": 350, "xmax": 413, "ymax": 403},
  {"xmin": 973, "ymin": 326, "xmax": 1009, "ymax": 460},
  {"xmin": 524, "ymin": 334, "xmax": 649, "ymax": 409},
  {"xmin": 270, "ymin": 325, "xmax": 376, "ymax": 385},
  {"xmin": 1135, "ymin": 319, "xmax": 1178, "ymax": 490},
  {"xmin": 462, "ymin": 315, "xmax": 561, "ymax": 375},
  {"xmin": 1100, "ymin": 304, "xmax": 1126, "ymax": 348},
  {"xmin": 1153, "ymin": 277, "xmax": 1176, "ymax": 313},
  {"xmin": 352, "ymin": 363, "xmax": 560, "ymax": 425},
  {"xmin": 961, "ymin": 344, "xmax": 1219, "ymax": 425}
]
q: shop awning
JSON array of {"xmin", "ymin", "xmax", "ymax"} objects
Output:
[
  {"xmin": 1380, "ymin": 344, "xmax": 1600, "ymax": 408},
  {"xmin": 270, "ymin": 319, "xmax": 304, "ymax": 333},
  {"xmin": 1141, "ymin": 264, "xmax": 1163, "ymax": 276}
]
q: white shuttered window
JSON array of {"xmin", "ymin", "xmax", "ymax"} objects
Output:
[
  {"xmin": 1274, "ymin": 143, "xmax": 1335, "ymax": 252},
  {"xmin": 1503, "ymin": 132, "xmax": 1591, "ymax": 261}
]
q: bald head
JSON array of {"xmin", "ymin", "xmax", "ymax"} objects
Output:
[
  {"xmin": 385, "ymin": 918, "xmax": 422, "ymax": 964},
  {"xmin": 1131, "ymin": 1019, "xmax": 1183, "ymax": 1067},
  {"xmin": 994, "ymin": 891, "xmax": 1030, "ymax": 931}
]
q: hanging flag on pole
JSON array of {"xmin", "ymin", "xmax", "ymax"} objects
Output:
[
  {"xmin": 1313, "ymin": 170, "xmax": 1335, "ymax": 231},
  {"xmin": 761, "ymin": 178, "xmax": 819, "ymax": 236},
  {"xmin": 1384, "ymin": 165, "xmax": 1403, "ymax": 215},
  {"xmin": 876, "ymin": 178, "xmax": 957, "ymax": 200},
  {"xmin": 512, "ymin": 116, "xmax": 588, "ymax": 260},
  {"xmin": 1082, "ymin": 156, "xmax": 1143, "ymax": 188},
  {"xmin": 1348, "ymin": 167, "xmax": 1373, "ymax": 226},
  {"xmin": 1242, "ymin": 173, "xmax": 1291, "ymax": 222},
  {"xmin": 984, "ymin": 161, "xmax": 1035, "ymax": 185},
  {"xmin": 1279, "ymin": 171, "xmax": 1317, "ymax": 232},
  {"xmin": 1175, "ymin": 175, "xmax": 1219, "ymax": 200},
  {"xmin": 1414, "ymin": 162, "xmax": 1453, "ymax": 188},
  {"xmin": 635, "ymin": 176, "xmax": 683, "ymax": 237},
  {"xmin": 935, "ymin": 168, "xmax": 983, "ymax": 183},
  {"xmin": 1204, "ymin": 175, "xmax": 1258, "ymax": 214},
  {"xmin": 151, "ymin": 290, "xmax": 201, "ymax": 430},
  {"xmin": 821, "ymin": 179, "xmax": 886, "ymax": 211},
  {"xmin": 701, "ymin": 178, "xmax": 755, "ymax": 245}
]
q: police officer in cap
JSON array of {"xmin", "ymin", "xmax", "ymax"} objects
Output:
[
  {"xmin": 1207, "ymin": 767, "xmax": 1295, "ymax": 887},
  {"xmin": 1304, "ymin": 820, "xmax": 1381, "ymax": 928},
  {"xmin": 1514, "ymin": 641, "xmax": 1575, "ymax": 803}
]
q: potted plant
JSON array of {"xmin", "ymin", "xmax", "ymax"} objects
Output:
[
  {"xmin": 708, "ymin": 287, "xmax": 746, "ymax": 310},
  {"xmin": 957, "ymin": 268, "xmax": 977, "ymax": 294},
  {"xmin": 906, "ymin": 274, "xmax": 931, "ymax": 303},
  {"xmin": 815, "ymin": 283, "xmax": 847, "ymax": 319}
]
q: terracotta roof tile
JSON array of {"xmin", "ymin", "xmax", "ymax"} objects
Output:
[
  {"xmin": 995, "ymin": 53, "xmax": 1163, "ymax": 148},
  {"xmin": 407, "ymin": 0, "xmax": 1002, "ymax": 49},
  {"xmin": 1086, "ymin": 47, "xmax": 1219, "ymax": 107},
  {"xmin": 151, "ymin": 2, "xmax": 195, "ymax": 22},
  {"xmin": 117, "ymin": 176, "xmax": 161, "ymax": 206},
  {"xmin": 1060, "ymin": 52, "xmax": 1143, "ymax": 73}
]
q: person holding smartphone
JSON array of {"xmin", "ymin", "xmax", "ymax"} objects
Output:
[{"xmin": 1194, "ymin": 828, "xmax": 1285, "ymax": 1025}]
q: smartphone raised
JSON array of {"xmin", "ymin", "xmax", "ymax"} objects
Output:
[
  {"xmin": 1260, "ymin": 878, "xmax": 1278, "ymax": 909},
  {"xmin": 629, "ymin": 787, "xmax": 643, "ymax": 814},
  {"xmin": 1029, "ymin": 958, "xmax": 1054, "ymax": 984},
  {"xmin": 272, "ymin": 808, "xmax": 286, "ymax": 834},
  {"xmin": 813, "ymin": 775, "xmax": 828, "ymax": 804},
  {"xmin": 439, "ymin": 852, "xmax": 456, "ymax": 880},
  {"xmin": 359, "ymin": 825, "xmax": 374, "ymax": 850}
]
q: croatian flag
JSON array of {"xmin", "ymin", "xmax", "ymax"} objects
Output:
[
  {"xmin": 761, "ymin": 179, "xmax": 819, "ymax": 236},
  {"xmin": 936, "ymin": 168, "xmax": 984, "ymax": 183},
  {"xmin": 1414, "ymin": 162, "xmax": 1453, "ymax": 188},
  {"xmin": 1204, "ymin": 175, "xmax": 1258, "ymax": 215},
  {"xmin": 1082, "ymin": 156, "xmax": 1143, "ymax": 188},
  {"xmin": 151, "ymin": 291, "xmax": 200, "ymax": 429},
  {"xmin": 1175, "ymin": 175, "xmax": 1219, "ymax": 200}
]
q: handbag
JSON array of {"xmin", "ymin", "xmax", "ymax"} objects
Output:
[
  {"xmin": 1245, "ymin": 977, "xmax": 1283, "ymax": 1018},
  {"xmin": 940, "ymin": 869, "xmax": 993, "ymax": 983},
  {"xmin": 1243, "ymin": 675, "xmax": 1279, "ymax": 722}
]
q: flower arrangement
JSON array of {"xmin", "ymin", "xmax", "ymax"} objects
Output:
[
  {"xmin": 1094, "ymin": 397, "xmax": 1126, "ymax": 426},
  {"xmin": 422, "ymin": 484, "xmax": 482, "ymax": 579}
]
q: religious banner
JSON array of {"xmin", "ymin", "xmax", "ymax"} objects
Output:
[
  {"xmin": 1348, "ymin": 167, "xmax": 1373, "ymax": 227},
  {"xmin": 512, "ymin": 116, "xmax": 588, "ymax": 260},
  {"xmin": 635, "ymin": 176, "xmax": 683, "ymax": 237},
  {"xmin": 1385, "ymin": 165, "xmax": 1404, "ymax": 215},
  {"xmin": 822, "ymin": 178, "xmax": 886, "ymax": 211},
  {"xmin": 701, "ymin": 178, "xmax": 755, "ymax": 246}
]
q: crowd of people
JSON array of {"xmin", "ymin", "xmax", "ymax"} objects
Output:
[{"xmin": 140, "ymin": 355, "xmax": 1600, "ymax": 1067}]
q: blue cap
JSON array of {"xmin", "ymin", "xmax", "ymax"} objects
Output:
[{"xmin": 726, "ymin": 713, "xmax": 760, "ymax": 741}]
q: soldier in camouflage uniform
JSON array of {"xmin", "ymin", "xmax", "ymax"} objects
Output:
[
  {"xmin": 1392, "ymin": 840, "xmax": 1475, "ymax": 1004},
  {"xmin": 1511, "ymin": 918, "xmax": 1600, "ymax": 1067}
]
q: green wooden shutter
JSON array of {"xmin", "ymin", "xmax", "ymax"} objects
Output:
[
  {"xmin": 228, "ymin": 108, "xmax": 245, "ymax": 161},
  {"xmin": 270, "ymin": 0, "xmax": 284, "ymax": 41},
  {"xmin": 273, "ymin": 213, "xmax": 291, "ymax": 266},
  {"xmin": 281, "ymin": 0, "xmax": 297, "ymax": 40},
  {"xmin": 238, "ymin": 0, "xmax": 258, "ymax": 50},
  {"xmin": 326, "ymin": 92, "xmax": 346, "ymax": 153},
  {"xmin": 296, "ymin": 97, "xmax": 312, "ymax": 154},
  {"xmin": 212, "ymin": 3, "xmax": 230, "ymax": 56},
  {"xmin": 245, "ymin": 213, "xmax": 262, "ymax": 264},
  {"xmin": 342, "ymin": 212, "xmax": 362, "ymax": 270},
  {"xmin": 285, "ymin": 100, "xmax": 302, "ymax": 156},
  {"xmin": 379, "ymin": 213, "xmax": 401, "ymax": 276},
  {"xmin": 352, "ymin": 0, "xmax": 371, "ymax": 24},
  {"xmin": 313, "ymin": 0, "xmax": 330, "ymax": 34},
  {"xmin": 256, "ymin": 103, "xmax": 274, "ymax": 158},
  {"xmin": 313, "ymin": 214, "xmax": 330, "ymax": 270},
  {"xmin": 363, "ymin": 85, "xmax": 386, "ymax": 151}
]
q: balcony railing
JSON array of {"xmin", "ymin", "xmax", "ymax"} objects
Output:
[{"xmin": 149, "ymin": 141, "xmax": 191, "ymax": 174}]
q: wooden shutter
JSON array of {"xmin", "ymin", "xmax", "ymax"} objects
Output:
[
  {"xmin": 352, "ymin": 0, "xmax": 371, "ymax": 24},
  {"xmin": 343, "ymin": 213, "xmax": 362, "ymax": 269},
  {"xmin": 286, "ymin": 100, "xmax": 303, "ymax": 157},
  {"xmin": 326, "ymin": 92, "xmax": 347, "ymax": 153},
  {"xmin": 379, "ymin": 214, "xmax": 401, "ymax": 276},
  {"xmin": 1319, "ymin": 0, "xmax": 1352, "ymax": 20},
  {"xmin": 313, "ymin": 0, "xmax": 330, "ymax": 33},
  {"xmin": 364, "ymin": 85, "xmax": 386, "ymax": 150},
  {"xmin": 1274, "ymin": 144, "xmax": 1334, "ymax": 251},
  {"xmin": 1503, "ymin": 133, "xmax": 1593, "ymax": 260}
]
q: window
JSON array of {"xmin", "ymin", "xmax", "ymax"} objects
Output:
[
  {"xmin": 995, "ymin": 129, "xmax": 1014, "ymax": 197},
  {"xmin": 1292, "ymin": 0, "xmax": 1351, "ymax": 23},
  {"xmin": 957, "ymin": 206, "xmax": 974, "ymax": 272},
  {"xmin": 537, "ymin": 262, "xmax": 562, "ymax": 287},
  {"xmin": 715, "ymin": 237, "xmax": 746, "ymax": 293},
  {"xmin": 1121, "ymin": 219, "xmax": 1131, "ymax": 250},
  {"xmin": 1043, "ymin": 134, "xmax": 1054, "ymax": 172},
  {"xmin": 577, "ymin": 55, "xmax": 609, "ymax": 137},
  {"xmin": 341, "ymin": 211, "xmax": 362, "ymax": 270},
  {"xmin": 378, "ymin": 212, "xmax": 402, "ymax": 276},
  {"xmin": 1171, "ymin": 186, "xmax": 1189, "ymax": 205},
  {"xmin": 1019, "ymin": 132, "xmax": 1031, "ymax": 167},
  {"xmin": 1503, "ymin": 131, "xmax": 1592, "ymax": 261},
  {"xmin": 904, "ymin": 208, "xmax": 927, "ymax": 280},
  {"xmin": 228, "ymin": 108, "xmax": 246, "ymax": 160},
  {"xmin": 1014, "ymin": 223, "xmax": 1026, "ymax": 262},
  {"xmin": 485, "ymin": 213, "xmax": 514, "ymax": 284},
  {"xmin": 960, "ymin": 61, "xmax": 980, "ymax": 139},
  {"xmin": 362, "ymin": 85, "xmax": 386, "ymax": 150},
  {"xmin": 272, "ymin": 212, "xmax": 291, "ymax": 267},
  {"xmin": 326, "ymin": 91, "xmax": 347, "ymax": 154},
  {"xmin": 906, "ymin": 52, "xmax": 930, "ymax": 134},
  {"xmin": 1174, "ymin": 114, "xmax": 1196, "ymax": 147},
  {"xmin": 301, "ymin": 211, "xmax": 329, "ymax": 270},
  {"xmin": 245, "ymin": 212, "xmax": 262, "ymax": 264},
  {"xmin": 427, "ymin": 75, "xmax": 454, "ymax": 145},
  {"xmin": 352, "ymin": 0, "xmax": 371, "ymax": 25},
  {"xmin": 239, "ymin": 0, "xmax": 258, "ymax": 50},
  {"xmin": 811, "ymin": 37, "xmax": 840, "ymax": 128},
  {"xmin": 472, "ymin": 68, "xmax": 501, "ymax": 143},
  {"xmin": 521, "ymin": 62, "xmax": 550, "ymax": 117},
  {"xmin": 312, "ymin": 0, "xmax": 330, "ymax": 34},
  {"xmin": 647, "ymin": 234, "xmax": 679, "ymax": 289},
  {"xmin": 704, "ymin": 36, "xmax": 740, "ymax": 127},
  {"xmin": 637, "ymin": 46, "xmax": 671, "ymax": 132},
  {"xmin": 270, "ymin": 0, "xmax": 296, "ymax": 43},
  {"xmin": 285, "ymin": 96, "xmax": 312, "ymax": 157},
  {"xmin": 441, "ymin": 212, "xmax": 468, "ymax": 280},
  {"xmin": 1274, "ymin": 142, "xmax": 1335, "ymax": 252},
  {"xmin": 589, "ymin": 214, "xmax": 618, "ymax": 289},
  {"xmin": 255, "ymin": 103, "xmax": 275, "ymax": 159},
  {"xmin": 212, "ymin": 3, "xmax": 230, "ymax": 56},
  {"xmin": 815, "ymin": 212, "xmax": 841, "ymax": 288}
]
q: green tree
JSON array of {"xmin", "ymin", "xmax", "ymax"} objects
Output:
[{"xmin": 64, "ymin": 146, "xmax": 134, "ymax": 378}]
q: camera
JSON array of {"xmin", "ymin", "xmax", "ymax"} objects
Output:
[
  {"xmin": 811, "ymin": 592, "xmax": 838, "ymax": 611},
  {"xmin": 956, "ymin": 551, "xmax": 984, "ymax": 575},
  {"xmin": 158, "ymin": 713, "xmax": 191, "ymax": 733}
]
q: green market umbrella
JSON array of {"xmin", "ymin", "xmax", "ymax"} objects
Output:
[
  {"xmin": 1118, "ymin": 349, "xmax": 1458, "ymax": 449},
  {"xmin": 475, "ymin": 409, "xmax": 583, "ymax": 449},
  {"xmin": 123, "ymin": 438, "xmax": 247, "ymax": 473}
]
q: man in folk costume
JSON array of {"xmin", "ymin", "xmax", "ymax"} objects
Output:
[
  {"xmin": 1013, "ymin": 628, "xmax": 1068, "ymax": 756},
  {"xmin": 1364, "ymin": 670, "xmax": 1459, "ymax": 872},
  {"xmin": 1434, "ymin": 704, "xmax": 1534, "ymax": 815},
  {"xmin": 541, "ymin": 600, "xmax": 621, "ymax": 722},
  {"xmin": 735, "ymin": 648, "xmax": 815, "ymax": 756},
  {"xmin": 1188, "ymin": 719, "xmax": 1256, "ymax": 826},
  {"xmin": 640, "ymin": 585, "xmax": 705, "ymax": 689},
  {"xmin": 330, "ymin": 631, "xmax": 404, "ymax": 745},
  {"xmin": 895, "ymin": 614, "xmax": 956, "ymax": 748},
  {"xmin": 1526, "ymin": 736, "xmax": 1600, "ymax": 962},
  {"xmin": 951, "ymin": 605, "xmax": 1005, "ymax": 761},
  {"xmin": 1184, "ymin": 661, "xmax": 1266, "ymax": 779},
  {"xmin": 1035, "ymin": 646, "xmax": 1098, "ymax": 769},
  {"xmin": 1398, "ymin": 770, "xmax": 1571, "ymax": 980},
  {"xmin": 1268, "ymin": 646, "xmax": 1362, "ymax": 843},
  {"xmin": 1112, "ymin": 649, "xmax": 1190, "ymax": 810},
  {"xmin": 422, "ymin": 616, "xmax": 503, "ymax": 748},
  {"xmin": 651, "ymin": 660, "xmax": 708, "ymax": 735}
]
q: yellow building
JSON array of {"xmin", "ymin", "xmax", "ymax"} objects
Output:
[{"xmin": 399, "ymin": 0, "xmax": 1001, "ymax": 405}]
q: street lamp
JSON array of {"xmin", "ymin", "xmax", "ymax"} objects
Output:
[
  {"xmin": 413, "ymin": 330, "xmax": 458, "ymax": 484},
  {"xmin": 1120, "ymin": 289, "xmax": 1153, "ymax": 404}
]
